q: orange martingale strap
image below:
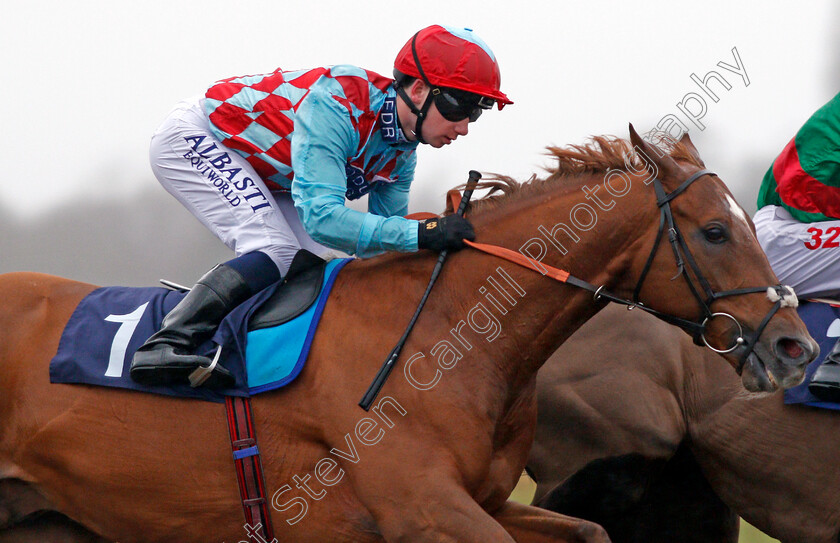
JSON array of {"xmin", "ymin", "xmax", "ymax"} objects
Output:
[
  {"xmin": 463, "ymin": 240, "xmax": 571, "ymax": 283},
  {"xmin": 404, "ymin": 190, "xmax": 466, "ymax": 221},
  {"xmin": 449, "ymin": 186, "xmax": 572, "ymax": 283},
  {"xmin": 405, "ymin": 212, "xmax": 439, "ymax": 220},
  {"xmin": 409, "ymin": 187, "xmax": 571, "ymax": 283}
]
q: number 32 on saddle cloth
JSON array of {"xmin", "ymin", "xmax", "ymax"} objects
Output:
[
  {"xmin": 785, "ymin": 300, "xmax": 840, "ymax": 410},
  {"xmin": 49, "ymin": 253, "xmax": 351, "ymax": 402}
]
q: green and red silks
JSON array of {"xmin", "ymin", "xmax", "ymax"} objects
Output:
[{"xmin": 757, "ymin": 91, "xmax": 840, "ymax": 222}]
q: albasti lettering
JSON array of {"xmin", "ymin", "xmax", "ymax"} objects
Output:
[{"xmin": 182, "ymin": 135, "xmax": 272, "ymax": 212}]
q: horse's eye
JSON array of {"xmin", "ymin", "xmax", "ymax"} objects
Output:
[{"xmin": 703, "ymin": 224, "xmax": 728, "ymax": 244}]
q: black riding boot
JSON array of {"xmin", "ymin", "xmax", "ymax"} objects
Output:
[
  {"xmin": 808, "ymin": 337, "xmax": 840, "ymax": 402},
  {"xmin": 129, "ymin": 263, "xmax": 253, "ymax": 388}
]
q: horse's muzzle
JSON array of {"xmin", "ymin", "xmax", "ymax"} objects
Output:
[{"xmin": 740, "ymin": 335, "xmax": 818, "ymax": 392}]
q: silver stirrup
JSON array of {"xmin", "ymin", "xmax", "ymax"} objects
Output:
[{"xmin": 189, "ymin": 344, "xmax": 223, "ymax": 388}]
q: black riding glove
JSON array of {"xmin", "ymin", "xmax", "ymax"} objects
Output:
[{"xmin": 417, "ymin": 215, "xmax": 476, "ymax": 252}]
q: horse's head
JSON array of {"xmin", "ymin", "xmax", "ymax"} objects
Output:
[{"xmin": 625, "ymin": 124, "xmax": 817, "ymax": 392}]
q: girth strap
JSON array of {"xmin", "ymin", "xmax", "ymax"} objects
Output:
[{"xmin": 225, "ymin": 396, "xmax": 275, "ymax": 541}]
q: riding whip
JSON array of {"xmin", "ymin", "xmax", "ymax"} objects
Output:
[{"xmin": 359, "ymin": 170, "xmax": 482, "ymax": 410}]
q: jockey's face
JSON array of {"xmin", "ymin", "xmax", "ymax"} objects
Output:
[
  {"xmin": 397, "ymin": 80, "xmax": 471, "ymax": 148},
  {"xmin": 421, "ymin": 98, "xmax": 471, "ymax": 148}
]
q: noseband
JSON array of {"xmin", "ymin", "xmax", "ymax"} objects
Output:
[{"xmin": 596, "ymin": 169, "xmax": 789, "ymax": 373}]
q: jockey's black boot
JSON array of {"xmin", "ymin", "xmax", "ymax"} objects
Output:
[
  {"xmin": 129, "ymin": 263, "xmax": 253, "ymax": 389},
  {"xmin": 808, "ymin": 337, "xmax": 840, "ymax": 402}
]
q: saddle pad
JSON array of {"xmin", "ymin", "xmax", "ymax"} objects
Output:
[
  {"xmin": 49, "ymin": 258, "xmax": 351, "ymax": 401},
  {"xmin": 784, "ymin": 301, "xmax": 840, "ymax": 410},
  {"xmin": 48, "ymin": 286, "xmax": 238, "ymax": 402},
  {"xmin": 240, "ymin": 257, "xmax": 350, "ymax": 393}
]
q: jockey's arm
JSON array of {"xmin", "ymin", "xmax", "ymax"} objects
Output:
[
  {"xmin": 291, "ymin": 89, "xmax": 419, "ymax": 258},
  {"xmin": 367, "ymin": 152, "xmax": 415, "ymax": 218},
  {"xmin": 769, "ymin": 92, "xmax": 840, "ymax": 221}
]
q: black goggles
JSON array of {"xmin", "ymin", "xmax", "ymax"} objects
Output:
[{"xmin": 432, "ymin": 87, "xmax": 494, "ymax": 122}]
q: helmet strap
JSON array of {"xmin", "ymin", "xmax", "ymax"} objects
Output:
[{"xmin": 396, "ymin": 84, "xmax": 435, "ymax": 145}]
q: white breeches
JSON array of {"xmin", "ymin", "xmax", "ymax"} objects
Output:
[
  {"xmin": 755, "ymin": 205, "xmax": 840, "ymax": 298},
  {"xmin": 149, "ymin": 95, "xmax": 331, "ymax": 276}
]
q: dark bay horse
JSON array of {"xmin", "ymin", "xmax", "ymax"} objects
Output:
[
  {"xmin": 0, "ymin": 127, "xmax": 816, "ymax": 542},
  {"xmin": 528, "ymin": 304, "xmax": 840, "ymax": 543}
]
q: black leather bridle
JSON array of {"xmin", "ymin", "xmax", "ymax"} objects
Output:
[
  {"xmin": 581, "ymin": 168, "xmax": 792, "ymax": 374},
  {"xmin": 360, "ymin": 167, "xmax": 795, "ymax": 410}
]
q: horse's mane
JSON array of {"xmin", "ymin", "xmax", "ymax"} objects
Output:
[{"xmin": 462, "ymin": 135, "xmax": 703, "ymax": 216}]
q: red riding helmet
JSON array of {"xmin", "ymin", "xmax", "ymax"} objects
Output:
[{"xmin": 394, "ymin": 24, "xmax": 512, "ymax": 109}]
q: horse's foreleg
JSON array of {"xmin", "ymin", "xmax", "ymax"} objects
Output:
[
  {"xmin": 359, "ymin": 477, "xmax": 606, "ymax": 543},
  {"xmin": 370, "ymin": 484, "xmax": 517, "ymax": 543},
  {"xmin": 0, "ymin": 478, "xmax": 55, "ymax": 528},
  {"xmin": 493, "ymin": 500, "xmax": 611, "ymax": 543},
  {"xmin": 0, "ymin": 479, "xmax": 109, "ymax": 542}
]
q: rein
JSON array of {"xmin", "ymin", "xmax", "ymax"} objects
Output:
[
  {"xmin": 358, "ymin": 167, "xmax": 793, "ymax": 409},
  {"xmin": 460, "ymin": 169, "xmax": 792, "ymax": 374},
  {"xmin": 359, "ymin": 171, "xmax": 483, "ymax": 410}
]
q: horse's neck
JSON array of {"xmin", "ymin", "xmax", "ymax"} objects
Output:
[
  {"xmin": 439, "ymin": 173, "xmax": 649, "ymax": 386},
  {"xmin": 682, "ymin": 348, "xmax": 743, "ymax": 423}
]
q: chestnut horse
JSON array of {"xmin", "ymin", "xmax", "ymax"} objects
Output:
[
  {"xmin": 0, "ymin": 127, "xmax": 816, "ymax": 543},
  {"xmin": 528, "ymin": 303, "xmax": 840, "ymax": 543}
]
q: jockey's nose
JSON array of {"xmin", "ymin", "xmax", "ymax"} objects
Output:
[{"xmin": 455, "ymin": 119, "xmax": 469, "ymax": 136}]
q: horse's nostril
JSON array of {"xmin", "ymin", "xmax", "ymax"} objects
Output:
[{"xmin": 778, "ymin": 338, "xmax": 804, "ymax": 359}]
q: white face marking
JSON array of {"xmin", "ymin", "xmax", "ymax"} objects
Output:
[{"xmin": 725, "ymin": 193, "xmax": 750, "ymax": 228}]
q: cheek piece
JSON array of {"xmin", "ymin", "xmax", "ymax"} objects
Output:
[{"xmin": 395, "ymin": 84, "xmax": 436, "ymax": 145}]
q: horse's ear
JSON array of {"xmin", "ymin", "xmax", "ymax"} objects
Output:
[
  {"xmin": 628, "ymin": 123, "xmax": 680, "ymax": 180},
  {"xmin": 678, "ymin": 132, "xmax": 706, "ymax": 167}
]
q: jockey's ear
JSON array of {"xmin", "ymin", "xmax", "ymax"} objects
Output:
[
  {"xmin": 629, "ymin": 123, "xmax": 680, "ymax": 181},
  {"xmin": 678, "ymin": 132, "xmax": 707, "ymax": 168},
  {"xmin": 409, "ymin": 79, "xmax": 430, "ymax": 107}
]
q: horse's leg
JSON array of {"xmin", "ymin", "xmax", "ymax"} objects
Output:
[
  {"xmin": 0, "ymin": 511, "xmax": 110, "ymax": 543},
  {"xmin": 0, "ymin": 479, "xmax": 109, "ymax": 542},
  {"xmin": 0, "ymin": 479, "xmax": 54, "ymax": 528},
  {"xmin": 346, "ymin": 461, "xmax": 607, "ymax": 543},
  {"xmin": 492, "ymin": 500, "xmax": 610, "ymax": 543},
  {"xmin": 370, "ymin": 481, "xmax": 518, "ymax": 543},
  {"xmin": 534, "ymin": 445, "xmax": 739, "ymax": 543}
]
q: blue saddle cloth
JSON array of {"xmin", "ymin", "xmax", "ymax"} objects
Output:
[
  {"xmin": 49, "ymin": 258, "xmax": 351, "ymax": 402},
  {"xmin": 784, "ymin": 301, "xmax": 840, "ymax": 410}
]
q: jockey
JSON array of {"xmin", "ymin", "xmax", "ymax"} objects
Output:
[
  {"xmin": 754, "ymin": 91, "xmax": 840, "ymax": 401},
  {"xmin": 129, "ymin": 24, "xmax": 513, "ymax": 388}
]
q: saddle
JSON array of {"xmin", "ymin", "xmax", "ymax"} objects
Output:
[
  {"xmin": 249, "ymin": 249, "xmax": 328, "ymax": 330},
  {"xmin": 49, "ymin": 250, "xmax": 351, "ymax": 401}
]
